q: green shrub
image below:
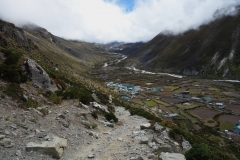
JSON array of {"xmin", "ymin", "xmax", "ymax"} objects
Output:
[
  {"xmin": 49, "ymin": 94, "xmax": 62, "ymax": 104},
  {"xmin": 91, "ymin": 111, "xmax": 98, "ymax": 119},
  {"xmin": 105, "ymin": 112, "xmax": 118, "ymax": 122},
  {"xmin": 128, "ymin": 107, "xmax": 162, "ymax": 122},
  {"xmin": 5, "ymin": 83, "xmax": 22, "ymax": 99},
  {"xmin": 23, "ymin": 99, "xmax": 38, "ymax": 108},
  {"xmin": 91, "ymin": 123, "xmax": 98, "ymax": 129},
  {"xmin": 95, "ymin": 91, "xmax": 109, "ymax": 104},
  {"xmin": 59, "ymin": 85, "xmax": 93, "ymax": 104},
  {"xmin": 0, "ymin": 49, "xmax": 27, "ymax": 83},
  {"xmin": 185, "ymin": 143, "xmax": 232, "ymax": 160}
]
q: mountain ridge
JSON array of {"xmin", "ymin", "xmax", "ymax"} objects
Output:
[{"xmin": 123, "ymin": 6, "xmax": 240, "ymax": 79}]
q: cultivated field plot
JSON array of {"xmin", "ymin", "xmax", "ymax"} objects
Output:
[
  {"xmin": 218, "ymin": 114, "xmax": 240, "ymax": 125},
  {"xmin": 191, "ymin": 82, "xmax": 202, "ymax": 86},
  {"xmin": 179, "ymin": 110, "xmax": 199, "ymax": 124},
  {"xmin": 179, "ymin": 83, "xmax": 191, "ymax": 87},
  {"xmin": 159, "ymin": 105, "xmax": 172, "ymax": 113},
  {"xmin": 181, "ymin": 80, "xmax": 194, "ymax": 84},
  {"xmin": 131, "ymin": 99, "xmax": 144, "ymax": 105},
  {"xmin": 144, "ymin": 100, "xmax": 157, "ymax": 107},
  {"xmin": 176, "ymin": 102, "xmax": 201, "ymax": 110},
  {"xmin": 225, "ymin": 104, "xmax": 240, "ymax": 114},
  {"xmin": 218, "ymin": 120, "xmax": 235, "ymax": 130},
  {"xmin": 208, "ymin": 87, "xmax": 220, "ymax": 91},
  {"xmin": 188, "ymin": 107, "xmax": 220, "ymax": 119},
  {"xmin": 162, "ymin": 97, "xmax": 186, "ymax": 104},
  {"xmin": 207, "ymin": 88, "xmax": 223, "ymax": 96},
  {"xmin": 155, "ymin": 92, "xmax": 173, "ymax": 96},
  {"xmin": 168, "ymin": 106, "xmax": 178, "ymax": 114},
  {"xmin": 163, "ymin": 86, "xmax": 179, "ymax": 91},
  {"xmin": 223, "ymin": 92, "xmax": 240, "ymax": 98},
  {"xmin": 173, "ymin": 87, "xmax": 188, "ymax": 93},
  {"xmin": 188, "ymin": 88, "xmax": 202, "ymax": 95},
  {"xmin": 154, "ymin": 99, "xmax": 170, "ymax": 106}
]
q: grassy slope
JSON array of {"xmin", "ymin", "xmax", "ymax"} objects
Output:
[{"xmin": 0, "ymin": 20, "xmax": 117, "ymax": 94}]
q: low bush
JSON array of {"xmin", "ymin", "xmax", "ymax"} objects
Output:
[
  {"xmin": 23, "ymin": 99, "xmax": 38, "ymax": 108},
  {"xmin": 0, "ymin": 49, "xmax": 27, "ymax": 83},
  {"xmin": 95, "ymin": 91, "xmax": 109, "ymax": 104},
  {"xmin": 105, "ymin": 112, "xmax": 118, "ymax": 122},
  {"xmin": 56, "ymin": 85, "xmax": 93, "ymax": 105},
  {"xmin": 4, "ymin": 83, "xmax": 22, "ymax": 100},
  {"xmin": 91, "ymin": 111, "xmax": 98, "ymax": 119},
  {"xmin": 91, "ymin": 123, "xmax": 98, "ymax": 129},
  {"xmin": 185, "ymin": 143, "xmax": 233, "ymax": 160},
  {"xmin": 49, "ymin": 94, "xmax": 62, "ymax": 104}
]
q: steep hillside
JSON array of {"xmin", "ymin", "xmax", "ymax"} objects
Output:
[
  {"xmin": 126, "ymin": 6, "xmax": 240, "ymax": 79},
  {"xmin": 0, "ymin": 19, "xmax": 117, "ymax": 86},
  {"xmin": 22, "ymin": 23, "xmax": 114, "ymax": 76}
]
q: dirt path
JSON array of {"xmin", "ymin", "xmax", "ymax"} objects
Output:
[{"xmin": 72, "ymin": 107, "xmax": 149, "ymax": 160}]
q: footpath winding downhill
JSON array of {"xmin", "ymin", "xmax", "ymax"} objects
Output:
[{"xmin": 72, "ymin": 107, "xmax": 150, "ymax": 160}]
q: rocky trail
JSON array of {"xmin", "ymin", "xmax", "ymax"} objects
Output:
[
  {"xmin": 72, "ymin": 107, "xmax": 149, "ymax": 160},
  {"xmin": 0, "ymin": 54, "xmax": 189, "ymax": 160},
  {"xmin": 0, "ymin": 94, "xmax": 189, "ymax": 160},
  {"xmin": 0, "ymin": 79, "xmax": 188, "ymax": 160}
]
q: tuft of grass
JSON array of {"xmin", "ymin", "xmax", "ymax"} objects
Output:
[
  {"xmin": 91, "ymin": 123, "xmax": 98, "ymax": 129},
  {"xmin": 23, "ymin": 99, "xmax": 38, "ymax": 108},
  {"xmin": 49, "ymin": 94, "xmax": 62, "ymax": 104}
]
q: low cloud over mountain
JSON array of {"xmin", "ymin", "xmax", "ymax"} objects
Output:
[{"xmin": 0, "ymin": 0, "xmax": 239, "ymax": 43}]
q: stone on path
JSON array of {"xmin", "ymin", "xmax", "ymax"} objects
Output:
[
  {"xmin": 158, "ymin": 152, "xmax": 186, "ymax": 160},
  {"xmin": 16, "ymin": 150, "xmax": 22, "ymax": 157},
  {"xmin": 88, "ymin": 154, "xmax": 95, "ymax": 159},
  {"xmin": 140, "ymin": 137, "xmax": 149, "ymax": 144},
  {"xmin": 140, "ymin": 123, "xmax": 151, "ymax": 130},
  {"xmin": 0, "ymin": 138, "xmax": 14, "ymax": 148},
  {"xmin": 26, "ymin": 134, "xmax": 67, "ymax": 158}
]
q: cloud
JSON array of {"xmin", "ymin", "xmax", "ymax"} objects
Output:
[{"xmin": 0, "ymin": 0, "xmax": 239, "ymax": 43}]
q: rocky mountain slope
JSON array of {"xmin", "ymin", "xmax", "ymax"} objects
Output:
[
  {"xmin": 0, "ymin": 19, "xmax": 190, "ymax": 160},
  {"xmin": 124, "ymin": 5, "xmax": 240, "ymax": 79}
]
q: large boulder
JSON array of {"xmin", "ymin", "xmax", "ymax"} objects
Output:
[
  {"xmin": 23, "ymin": 58, "xmax": 52, "ymax": 89},
  {"xmin": 140, "ymin": 123, "xmax": 151, "ymax": 130},
  {"xmin": 26, "ymin": 134, "xmax": 67, "ymax": 158},
  {"xmin": 158, "ymin": 152, "xmax": 186, "ymax": 160},
  {"xmin": 182, "ymin": 139, "xmax": 192, "ymax": 152},
  {"xmin": 90, "ymin": 102, "xmax": 109, "ymax": 113}
]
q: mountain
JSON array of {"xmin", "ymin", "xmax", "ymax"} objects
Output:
[
  {"xmin": 125, "ymin": 6, "xmax": 240, "ymax": 79},
  {"xmin": 0, "ymin": 19, "xmax": 115, "ymax": 83},
  {"xmin": 106, "ymin": 42, "xmax": 145, "ymax": 55}
]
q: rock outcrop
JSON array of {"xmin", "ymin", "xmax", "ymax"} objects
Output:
[
  {"xmin": 26, "ymin": 134, "xmax": 67, "ymax": 158},
  {"xmin": 23, "ymin": 58, "xmax": 52, "ymax": 89},
  {"xmin": 90, "ymin": 102, "xmax": 109, "ymax": 113},
  {"xmin": 0, "ymin": 20, "xmax": 34, "ymax": 50}
]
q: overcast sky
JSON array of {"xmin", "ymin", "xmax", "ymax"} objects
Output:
[{"xmin": 0, "ymin": 0, "xmax": 240, "ymax": 43}]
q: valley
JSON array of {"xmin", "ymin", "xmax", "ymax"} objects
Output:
[
  {"xmin": 89, "ymin": 52, "xmax": 240, "ymax": 158},
  {"xmin": 1, "ymin": 9, "xmax": 240, "ymax": 159}
]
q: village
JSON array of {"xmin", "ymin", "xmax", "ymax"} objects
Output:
[{"xmin": 100, "ymin": 68, "xmax": 240, "ymax": 142}]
